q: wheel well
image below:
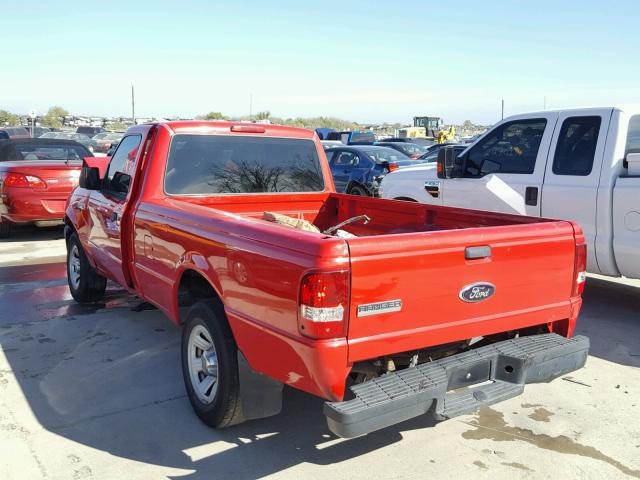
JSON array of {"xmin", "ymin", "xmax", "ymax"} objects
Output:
[
  {"xmin": 63, "ymin": 217, "xmax": 76, "ymax": 242},
  {"xmin": 347, "ymin": 181, "xmax": 369, "ymax": 194},
  {"xmin": 393, "ymin": 197, "xmax": 418, "ymax": 202},
  {"xmin": 177, "ymin": 269, "xmax": 222, "ymax": 324}
]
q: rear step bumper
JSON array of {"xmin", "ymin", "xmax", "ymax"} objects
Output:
[{"xmin": 324, "ymin": 333, "xmax": 589, "ymax": 438}]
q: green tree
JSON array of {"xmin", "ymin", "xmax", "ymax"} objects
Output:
[
  {"xmin": 254, "ymin": 111, "xmax": 271, "ymax": 121},
  {"xmin": 42, "ymin": 106, "xmax": 69, "ymax": 129},
  {"xmin": 199, "ymin": 111, "xmax": 229, "ymax": 121},
  {"xmin": 0, "ymin": 109, "xmax": 19, "ymax": 126}
]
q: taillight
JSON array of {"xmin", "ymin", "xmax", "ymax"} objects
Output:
[
  {"xmin": 2, "ymin": 173, "xmax": 46, "ymax": 189},
  {"xmin": 388, "ymin": 163, "xmax": 399, "ymax": 172},
  {"xmin": 572, "ymin": 243, "xmax": 587, "ymax": 297},
  {"xmin": 298, "ymin": 271, "xmax": 349, "ymax": 339}
]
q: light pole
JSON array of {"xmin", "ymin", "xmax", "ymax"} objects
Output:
[{"xmin": 131, "ymin": 85, "xmax": 136, "ymax": 125}]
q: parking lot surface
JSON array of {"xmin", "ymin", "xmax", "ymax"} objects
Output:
[{"xmin": 1, "ymin": 227, "xmax": 639, "ymax": 480}]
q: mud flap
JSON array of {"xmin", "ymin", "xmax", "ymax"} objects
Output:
[{"xmin": 237, "ymin": 352, "xmax": 284, "ymax": 421}]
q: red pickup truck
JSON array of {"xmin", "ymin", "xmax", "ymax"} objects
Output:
[{"xmin": 64, "ymin": 121, "xmax": 589, "ymax": 438}]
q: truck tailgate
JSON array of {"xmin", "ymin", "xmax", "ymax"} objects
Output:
[{"xmin": 345, "ymin": 221, "xmax": 577, "ymax": 362}]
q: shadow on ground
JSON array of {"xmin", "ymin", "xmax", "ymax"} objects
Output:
[
  {"xmin": 0, "ymin": 260, "xmax": 638, "ymax": 478},
  {"xmin": 576, "ymin": 276, "xmax": 640, "ymax": 368},
  {"xmin": 0, "ymin": 224, "xmax": 64, "ymax": 243}
]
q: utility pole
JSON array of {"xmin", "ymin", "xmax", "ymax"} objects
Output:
[
  {"xmin": 501, "ymin": 99, "xmax": 504, "ymax": 120},
  {"xmin": 249, "ymin": 93, "xmax": 253, "ymax": 122},
  {"xmin": 131, "ymin": 85, "xmax": 136, "ymax": 125},
  {"xmin": 543, "ymin": 96, "xmax": 546, "ymax": 110}
]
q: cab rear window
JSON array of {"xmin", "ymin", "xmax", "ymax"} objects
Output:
[{"xmin": 164, "ymin": 134, "xmax": 325, "ymax": 195}]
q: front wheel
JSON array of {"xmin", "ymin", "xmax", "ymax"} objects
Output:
[
  {"xmin": 348, "ymin": 185, "xmax": 368, "ymax": 196},
  {"xmin": 181, "ymin": 300, "xmax": 244, "ymax": 428},
  {"xmin": 67, "ymin": 233, "xmax": 107, "ymax": 303}
]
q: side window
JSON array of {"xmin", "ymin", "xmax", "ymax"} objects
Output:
[
  {"xmin": 334, "ymin": 151, "xmax": 358, "ymax": 167},
  {"xmin": 103, "ymin": 135, "xmax": 142, "ymax": 196},
  {"xmin": 356, "ymin": 154, "xmax": 373, "ymax": 168},
  {"xmin": 625, "ymin": 115, "xmax": 640, "ymax": 156},
  {"xmin": 464, "ymin": 119, "xmax": 547, "ymax": 177},
  {"xmin": 552, "ymin": 116, "xmax": 601, "ymax": 176}
]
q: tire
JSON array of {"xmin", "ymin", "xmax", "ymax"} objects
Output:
[
  {"xmin": 0, "ymin": 222, "xmax": 11, "ymax": 239},
  {"xmin": 66, "ymin": 233, "xmax": 107, "ymax": 303},
  {"xmin": 348, "ymin": 185, "xmax": 368, "ymax": 196},
  {"xmin": 181, "ymin": 299, "xmax": 244, "ymax": 428}
]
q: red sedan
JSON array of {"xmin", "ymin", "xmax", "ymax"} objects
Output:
[{"xmin": 0, "ymin": 138, "xmax": 93, "ymax": 238}]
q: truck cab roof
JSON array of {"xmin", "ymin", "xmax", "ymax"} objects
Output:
[{"xmin": 142, "ymin": 121, "xmax": 317, "ymax": 140}]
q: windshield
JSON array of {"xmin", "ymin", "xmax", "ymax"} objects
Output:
[
  {"xmin": 165, "ymin": 134, "xmax": 325, "ymax": 195},
  {"xmin": 361, "ymin": 148, "xmax": 409, "ymax": 163},
  {"xmin": 396, "ymin": 143, "xmax": 426, "ymax": 155}
]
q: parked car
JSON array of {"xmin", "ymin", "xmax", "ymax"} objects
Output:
[
  {"xmin": 76, "ymin": 126, "xmax": 106, "ymax": 137},
  {"xmin": 0, "ymin": 138, "xmax": 93, "ymax": 237},
  {"xmin": 320, "ymin": 140, "xmax": 344, "ymax": 149},
  {"xmin": 419, "ymin": 144, "xmax": 466, "ymax": 163},
  {"xmin": 0, "ymin": 127, "xmax": 30, "ymax": 139},
  {"xmin": 380, "ymin": 137, "xmax": 435, "ymax": 147},
  {"xmin": 64, "ymin": 120, "xmax": 589, "ymax": 438},
  {"xmin": 315, "ymin": 128, "xmax": 335, "ymax": 140},
  {"xmin": 326, "ymin": 130, "xmax": 375, "ymax": 145},
  {"xmin": 106, "ymin": 141, "xmax": 119, "ymax": 156},
  {"xmin": 41, "ymin": 132, "xmax": 99, "ymax": 153},
  {"xmin": 422, "ymin": 142, "xmax": 461, "ymax": 154},
  {"xmin": 93, "ymin": 132, "xmax": 124, "ymax": 153},
  {"xmin": 326, "ymin": 145, "xmax": 413, "ymax": 196},
  {"xmin": 380, "ymin": 106, "xmax": 640, "ymax": 280},
  {"xmin": 23, "ymin": 126, "xmax": 51, "ymax": 138},
  {"xmin": 375, "ymin": 141, "xmax": 427, "ymax": 159}
]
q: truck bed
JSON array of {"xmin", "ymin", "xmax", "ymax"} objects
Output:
[
  {"xmin": 179, "ymin": 192, "xmax": 551, "ymax": 237},
  {"xmin": 169, "ymin": 193, "xmax": 580, "ymax": 359}
]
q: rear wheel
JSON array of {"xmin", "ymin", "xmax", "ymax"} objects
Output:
[
  {"xmin": 0, "ymin": 222, "xmax": 12, "ymax": 239},
  {"xmin": 348, "ymin": 185, "xmax": 368, "ymax": 196},
  {"xmin": 67, "ymin": 233, "xmax": 107, "ymax": 303},
  {"xmin": 181, "ymin": 300, "xmax": 244, "ymax": 428}
]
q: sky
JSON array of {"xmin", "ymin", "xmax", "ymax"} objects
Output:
[{"xmin": 2, "ymin": 0, "xmax": 640, "ymax": 124}]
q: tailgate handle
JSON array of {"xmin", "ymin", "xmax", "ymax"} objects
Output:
[{"xmin": 465, "ymin": 246, "xmax": 491, "ymax": 260}]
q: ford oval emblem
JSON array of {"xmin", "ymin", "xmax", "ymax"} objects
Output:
[{"xmin": 459, "ymin": 282, "xmax": 496, "ymax": 303}]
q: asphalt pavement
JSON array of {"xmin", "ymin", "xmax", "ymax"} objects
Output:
[{"xmin": 0, "ymin": 225, "xmax": 638, "ymax": 479}]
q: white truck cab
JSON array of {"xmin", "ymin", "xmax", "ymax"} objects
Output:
[{"xmin": 380, "ymin": 106, "xmax": 640, "ymax": 279}]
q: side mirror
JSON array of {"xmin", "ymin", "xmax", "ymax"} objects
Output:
[
  {"xmin": 436, "ymin": 147, "xmax": 464, "ymax": 179},
  {"xmin": 79, "ymin": 166, "xmax": 101, "ymax": 190},
  {"xmin": 79, "ymin": 156, "xmax": 109, "ymax": 190}
]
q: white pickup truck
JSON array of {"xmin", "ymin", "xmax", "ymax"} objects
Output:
[{"xmin": 380, "ymin": 106, "xmax": 640, "ymax": 279}]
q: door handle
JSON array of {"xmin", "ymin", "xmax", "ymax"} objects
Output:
[
  {"xmin": 424, "ymin": 180, "xmax": 441, "ymax": 198},
  {"xmin": 465, "ymin": 245, "xmax": 492, "ymax": 260},
  {"xmin": 525, "ymin": 187, "xmax": 538, "ymax": 206}
]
